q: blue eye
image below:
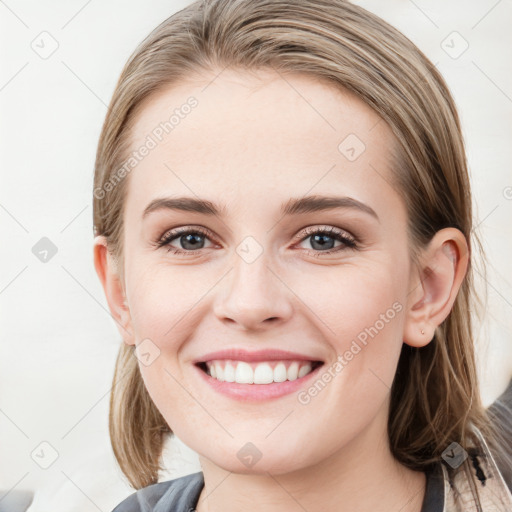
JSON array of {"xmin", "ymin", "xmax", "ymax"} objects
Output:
[
  {"xmin": 155, "ymin": 225, "xmax": 358, "ymax": 256},
  {"xmin": 296, "ymin": 226, "xmax": 357, "ymax": 256},
  {"xmin": 156, "ymin": 226, "xmax": 213, "ymax": 254}
]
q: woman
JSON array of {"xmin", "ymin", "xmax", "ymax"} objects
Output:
[{"xmin": 92, "ymin": 1, "xmax": 512, "ymax": 510}]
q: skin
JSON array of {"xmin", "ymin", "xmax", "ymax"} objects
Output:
[{"xmin": 94, "ymin": 68, "xmax": 469, "ymax": 512}]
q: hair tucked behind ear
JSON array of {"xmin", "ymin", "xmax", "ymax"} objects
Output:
[{"xmin": 93, "ymin": 0, "xmax": 512, "ymax": 489}]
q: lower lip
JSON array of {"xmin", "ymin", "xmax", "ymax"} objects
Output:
[{"xmin": 194, "ymin": 363, "xmax": 324, "ymax": 402}]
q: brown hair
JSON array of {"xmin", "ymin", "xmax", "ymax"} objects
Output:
[{"xmin": 93, "ymin": 0, "xmax": 509, "ymax": 490}]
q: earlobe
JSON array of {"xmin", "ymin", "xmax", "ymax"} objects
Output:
[
  {"xmin": 93, "ymin": 235, "xmax": 135, "ymax": 345},
  {"xmin": 403, "ymin": 228, "xmax": 469, "ymax": 348}
]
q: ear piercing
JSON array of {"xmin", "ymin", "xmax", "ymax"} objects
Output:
[{"xmin": 421, "ymin": 329, "xmax": 425, "ymax": 335}]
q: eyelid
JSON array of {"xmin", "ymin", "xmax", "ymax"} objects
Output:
[
  {"xmin": 294, "ymin": 225, "xmax": 356, "ymax": 244},
  {"xmin": 158, "ymin": 225, "xmax": 213, "ymax": 244}
]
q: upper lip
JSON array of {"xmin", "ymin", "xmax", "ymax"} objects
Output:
[{"xmin": 194, "ymin": 348, "xmax": 324, "ymax": 364}]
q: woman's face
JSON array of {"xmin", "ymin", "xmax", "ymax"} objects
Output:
[{"xmin": 118, "ymin": 68, "xmax": 416, "ymax": 474}]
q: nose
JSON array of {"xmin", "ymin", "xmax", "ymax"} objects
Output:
[{"xmin": 213, "ymin": 253, "xmax": 293, "ymax": 331}]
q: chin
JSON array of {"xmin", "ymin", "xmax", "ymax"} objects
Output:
[{"xmin": 199, "ymin": 440, "xmax": 317, "ymax": 476}]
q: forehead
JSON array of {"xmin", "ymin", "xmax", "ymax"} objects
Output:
[{"xmin": 124, "ymin": 68, "xmax": 399, "ymax": 219}]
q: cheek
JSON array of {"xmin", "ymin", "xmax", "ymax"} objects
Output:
[
  {"xmin": 290, "ymin": 274, "xmax": 406, "ymax": 462},
  {"xmin": 126, "ymin": 263, "xmax": 210, "ymax": 344},
  {"xmin": 301, "ymin": 258, "xmax": 407, "ymax": 343},
  {"xmin": 296, "ymin": 259, "xmax": 408, "ymax": 405}
]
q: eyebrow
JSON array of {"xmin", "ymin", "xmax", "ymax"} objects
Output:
[{"xmin": 142, "ymin": 195, "xmax": 379, "ymax": 221}]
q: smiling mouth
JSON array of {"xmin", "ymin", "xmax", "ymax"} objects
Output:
[{"xmin": 196, "ymin": 360, "xmax": 324, "ymax": 385}]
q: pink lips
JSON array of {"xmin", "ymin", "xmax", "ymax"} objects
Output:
[
  {"xmin": 192, "ymin": 348, "xmax": 324, "ymax": 402},
  {"xmin": 194, "ymin": 361, "xmax": 323, "ymax": 401},
  {"xmin": 194, "ymin": 348, "xmax": 323, "ymax": 364}
]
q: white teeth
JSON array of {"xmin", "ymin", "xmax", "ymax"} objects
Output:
[
  {"xmin": 224, "ymin": 362, "xmax": 235, "ymax": 382},
  {"xmin": 287, "ymin": 361, "xmax": 299, "ymax": 381},
  {"xmin": 205, "ymin": 360, "xmax": 317, "ymax": 384},
  {"xmin": 235, "ymin": 361, "xmax": 254, "ymax": 384},
  {"xmin": 298, "ymin": 363, "xmax": 312, "ymax": 378},
  {"xmin": 254, "ymin": 363, "xmax": 274, "ymax": 384},
  {"xmin": 273, "ymin": 362, "xmax": 288, "ymax": 382}
]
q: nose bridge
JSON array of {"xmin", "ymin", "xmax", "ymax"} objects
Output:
[{"xmin": 213, "ymin": 236, "xmax": 293, "ymax": 329}]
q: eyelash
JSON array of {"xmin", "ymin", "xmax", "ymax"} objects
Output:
[{"xmin": 154, "ymin": 225, "xmax": 358, "ymax": 257}]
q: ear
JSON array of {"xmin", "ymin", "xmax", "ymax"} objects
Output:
[
  {"xmin": 403, "ymin": 227, "xmax": 469, "ymax": 348},
  {"xmin": 93, "ymin": 235, "xmax": 135, "ymax": 345}
]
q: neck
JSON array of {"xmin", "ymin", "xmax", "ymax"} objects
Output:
[{"xmin": 195, "ymin": 404, "xmax": 426, "ymax": 512}]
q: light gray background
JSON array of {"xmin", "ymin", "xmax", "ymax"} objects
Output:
[{"xmin": 1, "ymin": 0, "xmax": 511, "ymax": 510}]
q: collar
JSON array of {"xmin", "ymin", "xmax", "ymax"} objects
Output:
[{"xmin": 441, "ymin": 425, "xmax": 512, "ymax": 511}]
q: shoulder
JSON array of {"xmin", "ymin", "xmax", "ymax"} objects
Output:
[
  {"xmin": 485, "ymin": 378, "xmax": 512, "ymax": 492},
  {"xmin": 111, "ymin": 471, "xmax": 204, "ymax": 512},
  {"xmin": 487, "ymin": 377, "xmax": 512, "ymax": 420}
]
